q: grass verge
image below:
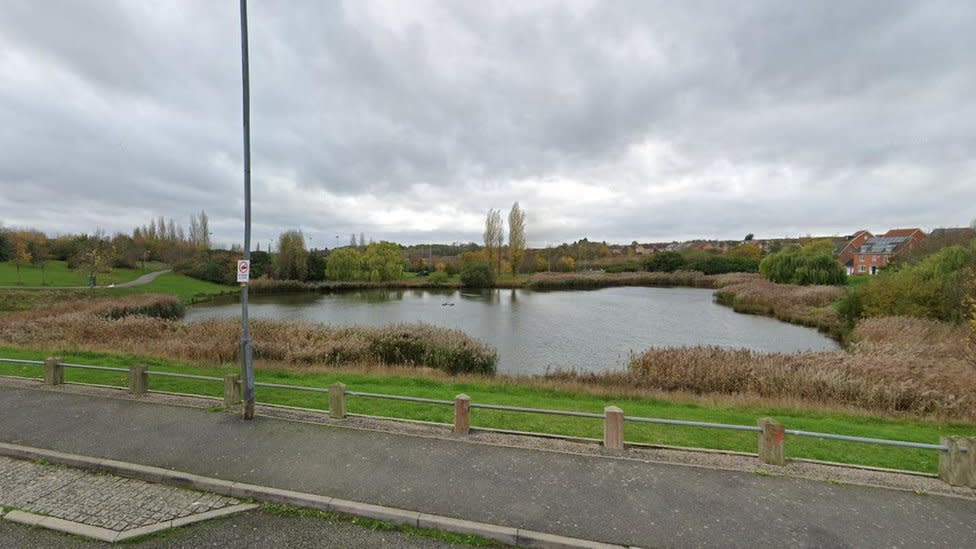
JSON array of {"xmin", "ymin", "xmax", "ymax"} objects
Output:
[
  {"xmin": 260, "ymin": 503, "xmax": 506, "ymax": 548},
  {"xmin": 1, "ymin": 346, "xmax": 973, "ymax": 474}
]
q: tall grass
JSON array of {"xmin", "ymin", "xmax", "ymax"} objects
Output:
[
  {"xmin": 714, "ymin": 277, "xmax": 846, "ymax": 339},
  {"xmin": 551, "ymin": 316, "xmax": 976, "ymax": 420},
  {"xmin": 0, "ymin": 295, "xmax": 496, "ymax": 375}
]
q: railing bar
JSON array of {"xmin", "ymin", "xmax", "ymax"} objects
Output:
[
  {"xmin": 253, "ymin": 381, "xmax": 328, "ymax": 393},
  {"xmin": 626, "ymin": 416, "xmax": 762, "ymax": 432},
  {"xmin": 785, "ymin": 429, "xmax": 948, "ymax": 451},
  {"xmin": 60, "ymin": 364, "xmax": 129, "ymax": 373},
  {"xmin": 472, "ymin": 403, "xmax": 604, "ymax": 419},
  {"xmin": 147, "ymin": 371, "xmax": 224, "ymax": 382},
  {"xmin": 345, "ymin": 391, "xmax": 453, "ymax": 406},
  {"xmin": 0, "ymin": 358, "xmax": 45, "ymax": 365}
]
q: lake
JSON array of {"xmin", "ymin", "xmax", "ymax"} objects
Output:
[{"xmin": 185, "ymin": 286, "xmax": 839, "ymax": 375}]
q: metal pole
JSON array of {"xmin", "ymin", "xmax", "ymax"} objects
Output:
[{"xmin": 239, "ymin": 0, "xmax": 255, "ymax": 420}]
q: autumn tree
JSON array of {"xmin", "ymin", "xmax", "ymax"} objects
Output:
[
  {"xmin": 10, "ymin": 233, "xmax": 31, "ymax": 284},
  {"xmin": 274, "ymin": 230, "xmax": 308, "ymax": 280},
  {"xmin": 508, "ymin": 202, "xmax": 526, "ymax": 275},
  {"xmin": 483, "ymin": 209, "xmax": 504, "ymax": 275}
]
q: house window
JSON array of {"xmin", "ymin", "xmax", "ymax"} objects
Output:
[
  {"xmin": 871, "ymin": 256, "xmax": 876, "ymax": 263},
  {"xmin": 858, "ymin": 265, "xmax": 866, "ymax": 273},
  {"xmin": 859, "ymin": 254, "xmax": 865, "ymax": 260}
]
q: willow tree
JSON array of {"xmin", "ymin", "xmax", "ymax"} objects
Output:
[{"xmin": 508, "ymin": 202, "xmax": 526, "ymax": 275}]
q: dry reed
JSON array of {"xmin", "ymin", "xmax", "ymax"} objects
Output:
[{"xmin": 0, "ymin": 295, "xmax": 496, "ymax": 375}]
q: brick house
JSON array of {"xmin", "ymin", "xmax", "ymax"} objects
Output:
[
  {"xmin": 834, "ymin": 230, "xmax": 873, "ymax": 275},
  {"xmin": 850, "ymin": 228, "xmax": 925, "ymax": 275}
]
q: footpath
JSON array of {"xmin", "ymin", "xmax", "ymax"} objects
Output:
[{"xmin": 1, "ymin": 383, "xmax": 975, "ymax": 548}]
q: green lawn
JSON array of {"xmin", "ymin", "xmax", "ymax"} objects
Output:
[
  {"xmin": 0, "ymin": 260, "xmax": 154, "ymax": 287},
  {"xmin": 101, "ymin": 272, "xmax": 234, "ymax": 303},
  {"xmin": 1, "ymin": 346, "xmax": 972, "ymax": 474}
]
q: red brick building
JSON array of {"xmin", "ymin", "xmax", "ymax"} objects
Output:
[
  {"xmin": 834, "ymin": 230, "xmax": 873, "ymax": 275},
  {"xmin": 850, "ymin": 228, "xmax": 925, "ymax": 275}
]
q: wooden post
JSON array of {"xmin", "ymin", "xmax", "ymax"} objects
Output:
[
  {"xmin": 329, "ymin": 382, "xmax": 346, "ymax": 419},
  {"xmin": 939, "ymin": 436, "xmax": 972, "ymax": 487},
  {"xmin": 223, "ymin": 374, "xmax": 242, "ymax": 407},
  {"xmin": 758, "ymin": 418, "xmax": 786, "ymax": 466},
  {"xmin": 454, "ymin": 394, "xmax": 471, "ymax": 434},
  {"xmin": 43, "ymin": 357, "xmax": 64, "ymax": 386},
  {"xmin": 603, "ymin": 406, "xmax": 624, "ymax": 451},
  {"xmin": 128, "ymin": 364, "xmax": 148, "ymax": 395},
  {"xmin": 967, "ymin": 437, "xmax": 976, "ymax": 489}
]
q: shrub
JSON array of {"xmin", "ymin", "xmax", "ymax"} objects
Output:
[
  {"xmin": 856, "ymin": 245, "xmax": 972, "ymax": 322},
  {"xmin": 643, "ymin": 251, "xmax": 685, "ymax": 272},
  {"xmin": 428, "ymin": 270, "xmax": 450, "ymax": 285},
  {"xmin": 685, "ymin": 255, "xmax": 759, "ymax": 275},
  {"xmin": 460, "ymin": 262, "xmax": 494, "ymax": 288}
]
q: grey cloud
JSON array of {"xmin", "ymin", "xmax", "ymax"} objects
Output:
[{"xmin": 1, "ymin": 0, "xmax": 974, "ymax": 247}]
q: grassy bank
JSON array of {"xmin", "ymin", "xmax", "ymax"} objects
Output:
[
  {"xmin": 0, "ymin": 260, "xmax": 154, "ymax": 287},
  {"xmin": 0, "ymin": 273, "xmax": 233, "ymax": 313},
  {"xmin": 0, "ymin": 346, "xmax": 973, "ymax": 473}
]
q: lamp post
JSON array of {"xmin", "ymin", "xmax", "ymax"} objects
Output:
[{"xmin": 239, "ymin": 0, "xmax": 255, "ymax": 419}]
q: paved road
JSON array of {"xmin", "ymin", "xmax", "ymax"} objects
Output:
[
  {"xmin": 0, "ymin": 269, "xmax": 170, "ymax": 290},
  {"xmin": 1, "ymin": 386, "xmax": 974, "ymax": 548}
]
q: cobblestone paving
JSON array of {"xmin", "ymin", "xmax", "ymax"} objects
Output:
[{"xmin": 0, "ymin": 456, "xmax": 241, "ymax": 531}]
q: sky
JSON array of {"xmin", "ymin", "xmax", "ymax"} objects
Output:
[{"xmin": 1, "ymin": 1, "xmax": 974, "ymax": 249}]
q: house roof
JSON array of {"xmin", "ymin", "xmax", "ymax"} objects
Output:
[
  {"xmin": 883, "ymin": 228, "xmax": 923, "ymax": 238},
  {"xmin": 858, "ymin": 236, "xmax": 910, "ymax": 254}
]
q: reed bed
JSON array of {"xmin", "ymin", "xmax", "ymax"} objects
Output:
[
  {"xmin": 549, "ymin": 316, "xmax": 975, "ymax": 420},
  {"xmin": 714, "ymin": 277, "xmax": 846, "ymax": 338},
  {"xmin": 517, "ymin": 270, "xmax": 756, "ymax": 291},
  {"xmin": 0, "ymin": 295, "xmax": 496, "ymax": 375}
]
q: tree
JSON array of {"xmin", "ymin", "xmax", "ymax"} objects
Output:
[
  {"xmin": 362, "ymin": 241, "xmax": 404, "ymax": 281},
  {"xmin": 508, "ymin": 202, "xmax": 526, "ymax": 275},
  {"xmin": 274, "ymin": 230, "xmax": 308, "ymax": 280},
  {"xmin": 325, "ymin": 248, "xmax": 362, "ymax": 281},
  {"xmin": 188, "ymin": 210, "xmax": 210, "ymax": 249},
  {"xmin": 460, "ymin": 262, "xmax": 494, "ymax": 288},
  {"xmin": 350, "ymin": 234, "xmax": 357, "ymax": 248},
  {"xmin": 744, "ymin": 233, "xmax": 754, "ymax": 241},
  {"xmin": 359, "ymin": 232, "xmax": 366, "ymax": 251},
  {"xmin": 483, "ymin": 209, "xmax": 504, "ymax": 275},
  {"xmin": 10, "ymin": 234, "xmax": 31, "ymax": 284},
  {"xmin": 759, "ymin": 242, "xmax": 846, "ymax": 285}
]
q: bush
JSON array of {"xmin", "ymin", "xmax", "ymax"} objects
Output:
[
  {"xmin": 759, "ymin": 245, "xmax": 846, "ymax": 285},
  {"xmin": 643, "ymin": 251, "xmax": 685, "ymax": 272},
  {"xmin": 460, "ymin": 262, "xmax": 494, "ymax": 288},
  {"xmin": 685, "ymin": 255, "xmax": 759, "ymax": 275},
  {"xmin": 428, "ymin": 270, "xmax": 450, "ymax": 285},
  {"xmin": 856, "ymin": 245, "xmax": 972, "ymax": 322}
]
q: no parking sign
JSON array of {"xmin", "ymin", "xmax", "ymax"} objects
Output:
[{"xmin": 237, "ymin": 260, "xmax": 250, "ymax": 283}]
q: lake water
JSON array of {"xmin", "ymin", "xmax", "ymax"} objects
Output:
[{"xmin": 185, "ymin": 286, "xmax": 839, "ymax": 375}]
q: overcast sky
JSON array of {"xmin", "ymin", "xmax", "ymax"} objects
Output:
[{"xmin": 1, "ymin": 1, "xmax": 974, "ymax": 248}]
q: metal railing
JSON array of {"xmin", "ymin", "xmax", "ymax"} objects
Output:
[{"xmin": 1, "ymin": 356, "xmax": 970, "ymax": 478}]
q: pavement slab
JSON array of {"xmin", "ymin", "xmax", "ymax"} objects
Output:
[
  {"xmin": 1, "ymin": 384, "xmax": 975, "ymax": 548},
  {"xmin": 0, "ymin": 455, "xmax": 255, "ymax": 542}
]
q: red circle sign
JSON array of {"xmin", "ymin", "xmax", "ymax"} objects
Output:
[{"xmin": 238, "ymin": 262, "xmax": 249, "ymax": 273}]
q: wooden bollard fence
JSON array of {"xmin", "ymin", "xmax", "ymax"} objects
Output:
[
  {"xmin": 43, "ymin": 357, "xmax": 64, "ymax": 386},
  {"xmin": 454, "ymin": 394, "xmax": 470, "ymax": 434},
  {"xmin": 939, "ymin": 437, "xmax": 976, "ymax": 488},
  {"xmin": 604, "ymin": 406, "xmax": 624, "ymax": 451},
  {"xmin": 758, "ymin": 418, "xmax": 786, "ymax": 466},
  {"xmin": 223, "ymin": 374, "xmax": 242, "ymax": 407},
  {"xmin": 329, "ymin": 382, "xmax": 346, "ymax": 419},
  {"xmin": 128, "ymin": 364, "xmax": 148, "ymax": 395}
]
